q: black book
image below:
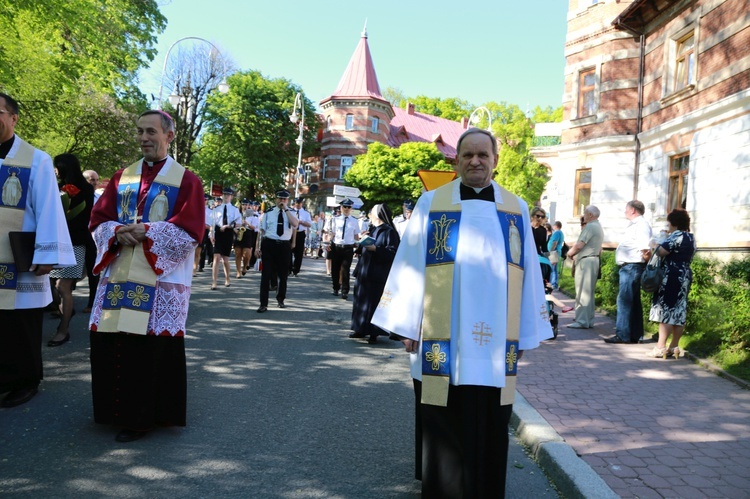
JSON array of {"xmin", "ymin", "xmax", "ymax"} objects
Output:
[{"xmin": 9, "ymin": 231, "xmax": 36, "ymax": 272}]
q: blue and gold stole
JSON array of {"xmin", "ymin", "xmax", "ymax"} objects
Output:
[
  {"xmin": 0, "ymin": 139, "xmax": 35, "ymax": 309},
  {"xmin": 98, "ymin": 158, "xmax": 185, "ymax": 335},
  {"xmin": 421, "ymin": 179, "xmax": 525, "ymax": 407}
]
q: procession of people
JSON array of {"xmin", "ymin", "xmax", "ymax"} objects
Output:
[{"xmin": 1, "ymin": 86, "xmax": 705, "ymax": 498}]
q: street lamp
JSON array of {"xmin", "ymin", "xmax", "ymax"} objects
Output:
[
  {"xmin": 290, "ymin": 92, "xmax": 305, "ymax": 198},
  {"xmin": 158, "ymin": 36, "xmax": 230, "ymax": 110},
  {"xmin": 468, "ymin": 106, "xmax": 493, "ymax": 131}
]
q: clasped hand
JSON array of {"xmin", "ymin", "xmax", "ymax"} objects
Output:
[{"xmin": 116, "ymin": 223, "xmax": 147, "ymax": 246}]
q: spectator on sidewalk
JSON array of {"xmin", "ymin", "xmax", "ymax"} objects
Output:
[
  {"xmin": 547, "ymin": 221, "xmax": 564, "ymax": 289},
  {"xmin": 566, "ymin": 205, "xmax": 603, "ymax": 329},
  {"xmin": 371, "ymin": 127, "xmax": 552, "ymax": 497},
  {"xmin": 647, "ymin": 209, "xmax": 695, "ymax": 359},
  {"xmin": 605, "ymin": 200, "xmax": 652, "ymax": 344}
]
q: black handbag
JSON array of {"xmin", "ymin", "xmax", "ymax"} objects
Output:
[{"xmin": 641, "ymin": 253, "xmax": 664, "ymax": 293}]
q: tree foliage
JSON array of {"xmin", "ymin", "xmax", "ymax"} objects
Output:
[
  {"xmin": 344, "ymin": 142, "xmax": 452, "ymax": 213},
  {"xmin": 376, "ymin": 89, "xmax": 561, "ymax": 206},
  {"xmin": 0, "ymin": 0, "xmax": 165, "ymax": 171},
  {"xmin": 193, "ymin": 70, "xmax": 318, "ymax": 200}
]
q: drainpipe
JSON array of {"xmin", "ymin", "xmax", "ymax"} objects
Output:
[{"xmin": 633, "ymin": 33, "xmax": 646, "ymax": 200}]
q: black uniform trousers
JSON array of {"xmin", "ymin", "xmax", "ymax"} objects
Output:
[
  {"xmin": 259, "ymin": 238, "xmax": 291, "ymax": 306},
  {"xmin": 290, "ymin": 231, "xmax": 306, "ymax": 275},
  {"xmin": 330, "ymin": 244, "xmax": 354, "ymax": 294},
  {"xmin": 200, "ymin": 228, "xmax": 212, "ymax": 268}
]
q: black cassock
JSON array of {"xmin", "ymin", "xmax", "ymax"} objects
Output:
[{"xmin": 350, "ymin": 224, "xmax": 400, "ymax": 339}]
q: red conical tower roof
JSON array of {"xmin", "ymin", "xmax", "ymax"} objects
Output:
[{"xmin": 328, "ymin": 25, "xmax": 384, "ymax": 100}]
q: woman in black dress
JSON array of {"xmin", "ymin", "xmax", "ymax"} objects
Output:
[
  {"xmin": 648, "ymin": 209, "xmax": 696, "ymax": 359},
  {"xmin": 350, "ymin": 203, "xmax": 400, "ymax": 344},
  {"xmin": 48, "ymin": 154, "xmax": 94, "ymax": 347}
]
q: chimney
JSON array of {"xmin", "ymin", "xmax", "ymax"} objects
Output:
[
  {"xmin": 461, "ymin": 117, "xmax": 469, "ymax": 129},
  {"xmin": 407, "ymin": 102, "xmax": 415, "ymax": 115}
]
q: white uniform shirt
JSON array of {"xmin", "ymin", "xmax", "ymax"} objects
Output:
[
  {"xmin": 208, "ymin": 203, "xmax": 242, "ymax": 234},
  {"xmin": 615, "ymin": 215, "xmax": 652, "ymax": 265},
  {"xmin": 261, "ymin": 207, "xmax": 295, "ymax": 241},
  {"xmin": 326, "ymin": 215, "xmax": 358, "ymax": 245},
  {"xmin": 293, "ymin": 207, "xmax": 312, "ymax": 235}
]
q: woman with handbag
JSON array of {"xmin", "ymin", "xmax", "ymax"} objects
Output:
[{"xmin": 647, "ymin": 209, "xmax": 696, "ymax": 358}]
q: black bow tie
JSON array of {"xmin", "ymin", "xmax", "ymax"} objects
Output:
[{"xmin": 459, "ymin": 183, "xmax": 494, "ymax": 202}]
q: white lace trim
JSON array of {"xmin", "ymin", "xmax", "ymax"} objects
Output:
[
  {"xmin": 90, "ymin": 277, "xmax": 191, "ymax": 336},
  {"xmin": 147, "ymin": 222, "xmax": 197, "ymax": 275}
]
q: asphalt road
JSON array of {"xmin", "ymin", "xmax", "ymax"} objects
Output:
[{"xmin": 0, "ymin": 257, "xmax": 559, "ymax": 498}]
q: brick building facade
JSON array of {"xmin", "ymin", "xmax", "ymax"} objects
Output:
[{"xmin": 532, "ymin": 0, "xmax": 750, "ymax": 256}]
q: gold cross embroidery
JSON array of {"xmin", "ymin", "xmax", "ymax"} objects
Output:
[
  {"xmin": 472, "ymin": 321, "xmax": 493, "ymax": 346},
  {"xmin": 539, "ymin": 304, "xmax": 550, "ymax": 322},
  {"xmin": 506, "ymin": 343, "xmax": 518, "ymax": 371},
  {"xmin": 107, "ymin": 284, "xmax": 125, "ymax": 306},
  {"xmin": 378, "ymin": 289, "xmax": 393, "ymax": 309},
  {"xmin": 127, "ymin": 285, "xmax": 150, "ymax": 307},
  {"xmin": 424, "ymin": 343, "xmax": 447, "ymax": 372},
  {"xmin": 0, "ymin": 265, "xmax": 15, "ymax": 286}
]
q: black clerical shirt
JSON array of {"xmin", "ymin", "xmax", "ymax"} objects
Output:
[{"xmin": 459, "ymin": 182, "xmax": 495, "ymax": 202}]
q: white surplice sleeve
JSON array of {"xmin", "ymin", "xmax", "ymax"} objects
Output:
[{"xmin": 370, "ymin": 191, "xmax": 434, "ymax": 341}]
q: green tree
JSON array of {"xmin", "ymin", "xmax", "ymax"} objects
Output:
[
  {"xmin": 0, "ymin": 0, "xmax": 165, "ymax": 166},
  {"xmin": 193, "ymin": 70, "xmax": 317, "ymax": 200},
  {"xmin": 483, "ymin": 102, "xmax": 553, "ymax": 206},
  {"xmin": 344, "ymin": 142, "xmax": 452, "ymax": 212},
  {"xmin": 408, "ymin": 95, "xmax": 473, "ymax": 122}
]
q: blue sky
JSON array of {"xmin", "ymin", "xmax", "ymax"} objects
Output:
[{"xmin": 140, "ymin": 0, "xmax": 569, "ymax": 112}]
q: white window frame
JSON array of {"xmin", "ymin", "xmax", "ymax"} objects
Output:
[
  {"xmin": 345, "ymin": 114, "xmax": 354, "ymax": 131},
  {"xmin": 322, "ymin": 157, "xmax": 328, "ymax": 180},
  {"xmin": 340, "ymin": 156, "xmax": 353, "ymax": 179},
  {"xmin": 662, "ymin": 21, "xmax": 699, "ymax": 100},
  {"xmin": 370, "ymin": 116, "xmax": 379, "ymax": 134}
]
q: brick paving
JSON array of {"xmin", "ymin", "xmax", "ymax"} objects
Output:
[{"xmin": 519, "ymin": 292, "xmax": 750, "ymax": 499}]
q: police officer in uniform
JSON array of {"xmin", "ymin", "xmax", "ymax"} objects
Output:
[
  {"xmin": 256, "ymin": 190, "xmax": 298, "ymax": 312},
  {"xmin": 209, "ymin": 187, "xmax": 241, "ymax": 289},
  {"xmin": 290, "ymin": 197, "xmax": 312, "ymax": 276},
  {"xmin": 392, "ymin": 199, "xmax": 414, "ymax": 238},
  {"xmin": 325, "ymin": 198, "xmax": 358, "ymax": 300},
  {"xmin": 234, "ymin": 198, "xmax": 257, "ymax": 278}
]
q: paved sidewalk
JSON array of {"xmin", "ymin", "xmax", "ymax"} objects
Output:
[{"xmin": 516, "ymin": 291, "xmax": 750, "ymax": 498}]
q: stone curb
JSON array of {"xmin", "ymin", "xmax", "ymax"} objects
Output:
[{"xmin": 511, "ymin": 392, "xmax": 618, "ymax": 499}]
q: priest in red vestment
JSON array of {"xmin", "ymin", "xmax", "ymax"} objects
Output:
[{"xmin": 88, "ymin": 110, "xmax": 204, "ymax": 442}]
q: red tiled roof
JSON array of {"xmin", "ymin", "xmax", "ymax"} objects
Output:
[
  {"xmin": 388, "ymin": 107, "xmax": 466, "ymax": 159},
  {"xmin": 327, "ymin": 30, "xmax": 384, "ymax": 100}
]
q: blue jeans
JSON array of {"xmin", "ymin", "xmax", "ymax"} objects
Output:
[
  {"xmin": 616, "ymin": 263, "xmax": 646, "ymax": 342},
  {"xmin": 550, "ymin": 260, "xmax": 560, "ymax": 289}
]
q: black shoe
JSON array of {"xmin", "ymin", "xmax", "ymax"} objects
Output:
[
  {"xmin": 1, "ymin": 387, "xmax": 39, "ymax": 408},
  {"xmin": 257, "ymin": 306, "xmax": 268, "ymax": 313},
  {"xmin": 349, "ymin": 332, "xmax": 366, "ymax": 338},
  {"xmin": 332, "ymin": 290, "xmax": 339, "ymax": 296},
  {"xmin": 341, "ymin": 294, "xmax": 348, "ymax": 300},
  {"xmin": 603, "ymin": 335, "xmax": 627, "ymax": 344},
  {"xmin": 277, "ymin": 302, "xmax": 285, "ymax": 308},
  {"xmin": 47, "ymin": 333, "xmax": 70, "ymax": 347},
  {"xmin": 115, "ymin": 429, "xmax": 148, "ymax": 443},
  {"xmin": 367, "ymin": 337, "xmax": 378, "ymax": 344}
]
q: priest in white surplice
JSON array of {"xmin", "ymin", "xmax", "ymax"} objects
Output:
[
  {"xmin": 372, "ymin": 128, "xmax": 553, "ymax": 498},
  {"xmin": 0, "ymin": 93, "xmax": 75, "ymax": 408}
]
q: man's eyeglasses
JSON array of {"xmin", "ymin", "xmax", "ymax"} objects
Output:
[{"xmin": 0, "ymin": 109, "xmax": 15, "ymax": 116}]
